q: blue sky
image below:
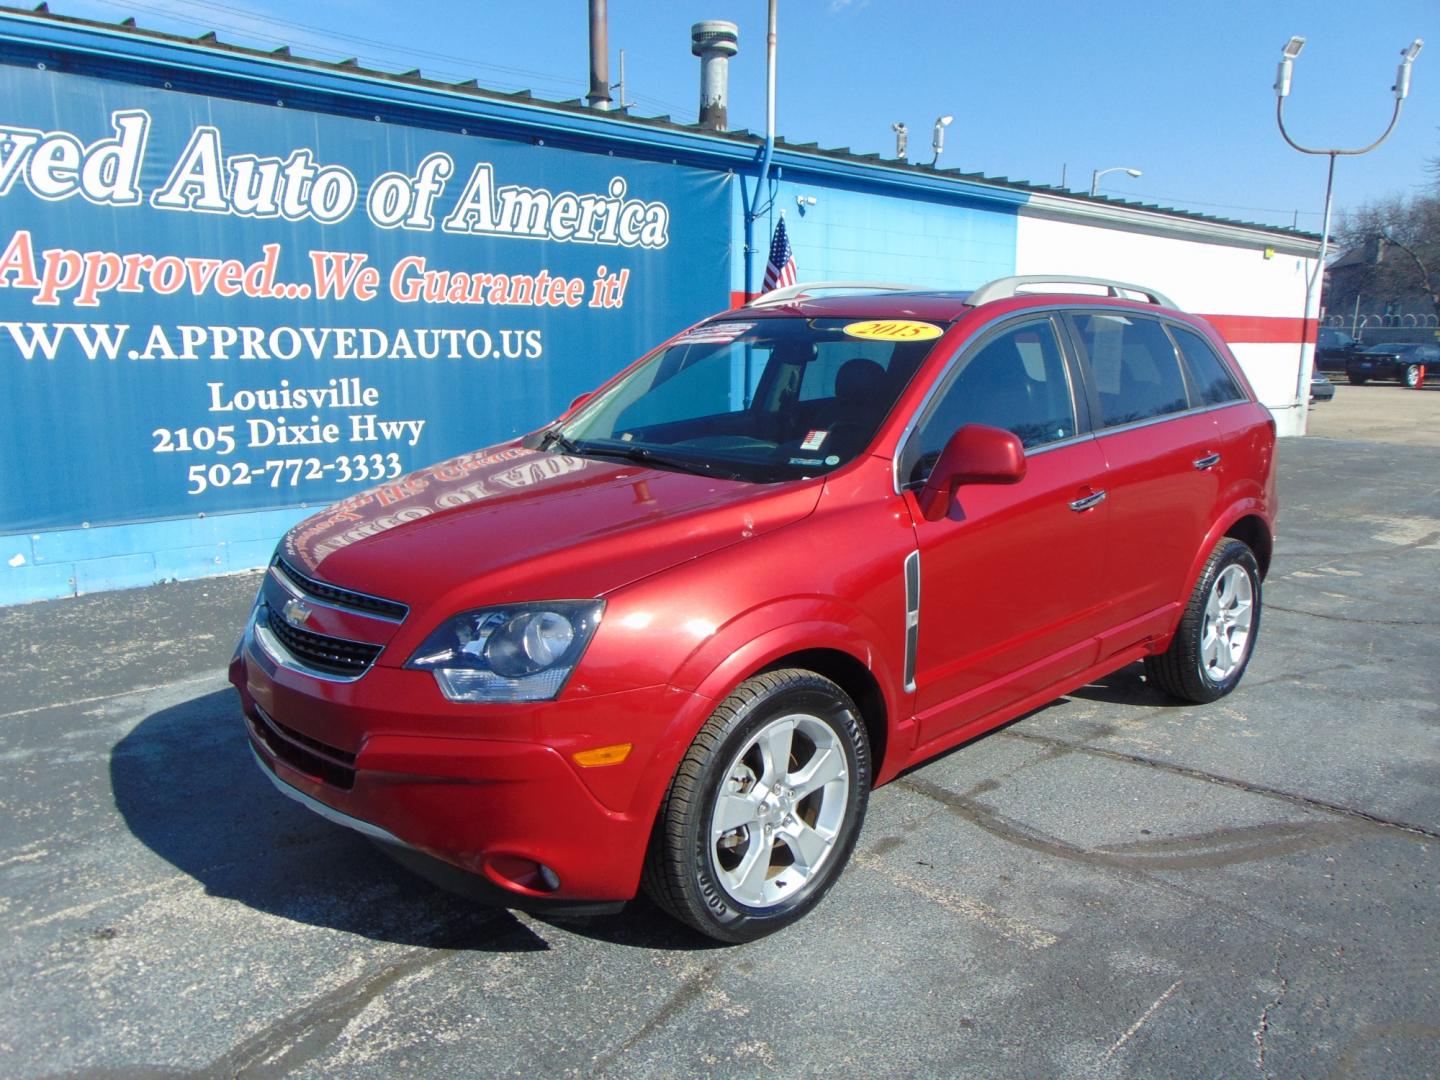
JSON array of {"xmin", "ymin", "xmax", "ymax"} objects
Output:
[{"xmin": 42, "ymin": 0, "xmax": 1440, "ymax": 232}]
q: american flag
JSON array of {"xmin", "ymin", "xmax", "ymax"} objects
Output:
[{"xmin": 763, "ymin": 216, "xmax": 797, "ymax": 292}]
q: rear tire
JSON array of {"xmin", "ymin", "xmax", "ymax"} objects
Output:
[
  {"xmin": 1347, "ymin": 372, "xmax": 1368, "ymax": 385},
  {"xmin": 1403, "ymin": 364, "xmax": 1422, "ymax": 388},
  {"xmin": 642, "ymin": 669, "xmax": 869, "ymax": 943},
  {"xmin": 1145, "ymin": 538, "xmax": 1262, "ymax": 703}
]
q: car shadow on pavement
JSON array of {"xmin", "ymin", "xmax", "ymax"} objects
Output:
[
  {"xmin": 1064, "ymin": 660, "xmax": 1186, "ymax": 708},
  {"xmin": 109, "ymin": 689, "xmax": 548, "ymax": 951},
  {"xmin": 109, "ymin": 688, "xmax": 719, "ymax": 953}
]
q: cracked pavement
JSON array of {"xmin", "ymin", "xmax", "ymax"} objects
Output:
[{"xmin": 1, "ymin": 434, "xmax": 1436, "ymax": 1078}]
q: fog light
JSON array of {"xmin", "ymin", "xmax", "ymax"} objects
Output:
[{"xmin": 572, "ymin": 742, "xmax": 632, "ymax": 767}]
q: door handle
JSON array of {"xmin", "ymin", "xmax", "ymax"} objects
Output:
[
  {"xmin": 1069, "ymin": 489, "xmax": 1107, "ymax": 512},
  {"xmin": 1193, "ymin": 452, "xmax": 1221, "ymax": 471}
]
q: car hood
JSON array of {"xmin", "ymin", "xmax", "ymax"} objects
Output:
[{"xmin": 281, "ymin": 443, "xmax": 822, "ymax": 609}]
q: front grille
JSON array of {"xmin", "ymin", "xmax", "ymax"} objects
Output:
[
  {"xmin": 264, "ymin": 603, "xmax": 384, "ymax": 677},
  {"xmin": 274, "ymin": 557, "xmax": 408, "ymax": 621},
  {"xmin": 250, "ymin": 706, "xmax": 356, "ymax": 790}
]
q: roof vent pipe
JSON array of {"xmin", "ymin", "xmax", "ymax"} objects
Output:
[
  {"xmin": 692, "ymin": 20, "xmax": 739, "ymax": 130},
  {"xmin": 587, "ymin": 0, "xmax": 613, "ymax": 110}
]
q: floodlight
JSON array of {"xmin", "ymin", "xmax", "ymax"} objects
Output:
[
  {"xmin": 1395, "ymin": 38, "xmax": 1424, "ymax": 99},
  {"xmin": 1276, "ymin": 36, "xmax": 1306, "ymax": 97},
  {"xmin": 930, "ymin": 115, "xmax": 954, "ymax": 164}
]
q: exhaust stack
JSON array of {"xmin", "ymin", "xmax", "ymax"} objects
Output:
[
  {"xmin": 588, "ymin": 0, "xmax": 612, "ymax": 110},
  {"xmin": 691, "ymin": 21, "xmax": 739, "ymax": 130}
]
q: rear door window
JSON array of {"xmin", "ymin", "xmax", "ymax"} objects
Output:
[{"xmin": 1073, "ymin": 312, "xmax": 1190, "ymax": 427}]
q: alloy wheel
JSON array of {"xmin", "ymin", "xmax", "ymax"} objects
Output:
[
  {"xmin": 1200, "ymin": 564, "xmax": 1255, "ymax": 682},
  {"xmin": 708, "ymin": 713, "xmax": 850, "ymax": 909}
]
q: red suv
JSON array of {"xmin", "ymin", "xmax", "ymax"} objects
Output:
[{"xmin": 231, "ymin": 276, "xmax": 1276, "ymax": 942}]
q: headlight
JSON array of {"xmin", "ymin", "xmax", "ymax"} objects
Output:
[{"xmin": 406, "ymin": 601, "xmax": 604, "ymax": 703}]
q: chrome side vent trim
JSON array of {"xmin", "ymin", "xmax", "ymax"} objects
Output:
[{"xmin": 903, "ymin": 550, "xmax": 921, "ymax": 693}]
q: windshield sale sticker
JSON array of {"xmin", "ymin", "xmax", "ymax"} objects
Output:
[
  {"xmin": 800, "ymin": 430, "xmax": 828, "ymax": 451},
  {"xmin": 677, "ymin": 321, "xmax": 753, "ymax": 344},
  {"xmin": 842, "ymin": 320, "xmax": 943, "ymax": 342}
]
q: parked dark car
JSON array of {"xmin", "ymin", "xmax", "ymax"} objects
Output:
[
  {"xmin": 1316, "ymin": 328, "xmax": 1359, "ymax": 373},
  {"xmin": 1347, "ymin": 342, "xmax": 1440, "ymax": 387}
]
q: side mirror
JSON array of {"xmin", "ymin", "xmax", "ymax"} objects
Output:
[
  {"xmin": 568, "ymin": 391, "xmax": 595, "ymax": 412},
  {"xmin": 916, "ymin": 423, "xmax": 1026, "ymax": 522}
]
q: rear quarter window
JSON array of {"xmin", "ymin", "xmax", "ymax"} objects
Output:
[{"xmin": 1170, "ymin": 325, "xmax": 1246, "ymax": 406}]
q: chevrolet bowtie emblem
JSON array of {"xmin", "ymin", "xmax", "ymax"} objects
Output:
[{"xmin": 282, "ymin": 598, "xmax": 313, "ymax": 628}]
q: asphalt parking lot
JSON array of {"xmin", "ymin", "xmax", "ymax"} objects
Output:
[
  {"xmin": 2, "ymin": 418, "xmax": 1437, "ymax": 1077},
  {"xmin": 1307, "ymin": 379, "xmax": 1440, "ymax": 447}
]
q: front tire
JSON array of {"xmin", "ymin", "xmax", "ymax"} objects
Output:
[
  {"xmin": 1403, "ymin": 363, "xmax": 1422, "ymax": 388},
  {"xmin": 643, "ymin": 669, "xmax": 870, "ymax": 943},
  {"xmin": 1145, "ymin": 538, "xmax": 1262, "ymax": 703}
]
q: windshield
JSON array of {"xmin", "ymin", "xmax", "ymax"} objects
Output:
[{"xmin": 549, "ymin": 317, "xmax": 943, "ymax": 482}]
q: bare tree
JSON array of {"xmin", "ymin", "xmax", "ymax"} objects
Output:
[{"xmin": 1336, "ymin": 193, "xmax": 1440, "ymax": 313}]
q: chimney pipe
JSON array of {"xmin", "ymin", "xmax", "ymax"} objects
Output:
[
  {"xmin": 691, "ymin": 20, "xmax": 739, "ymax": 130},
  {"xmin": 588, "ymin": 0, "xmax": 612, "ymax": 110}
]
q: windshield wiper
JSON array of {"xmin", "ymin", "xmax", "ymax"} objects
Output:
[
  {"xmin": 539, "ymin": 427, "xmax": 580, "ymax": 454},
  {"xmin": 574, "ymin": 442, "xmax": 746, "ymax": 481}
]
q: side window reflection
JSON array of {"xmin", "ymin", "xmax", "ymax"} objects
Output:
[
  {"xmin": 905, "ymin": 318, "xmax": 1076, "ymax": 485},
  {"xmin": 1074, "ymin": 313, "xmax": 1189, "ymax": 426}
]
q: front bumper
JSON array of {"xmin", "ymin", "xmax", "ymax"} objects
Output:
[{"xmin": 230, "ymin": 609, "xmax": 699, "ymax": 907}]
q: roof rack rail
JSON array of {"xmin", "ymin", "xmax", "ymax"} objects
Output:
[
  {"xmin": 749, "ymin": 281, "xmax": 924, "ymax": 307},
  {"xmin": 966, "ymin": 275, "xmax": 1179, "ymax": 311}
]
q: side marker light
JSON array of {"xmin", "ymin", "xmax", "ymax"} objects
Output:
[{"xmin": 572, "ymin": 743, "xmax": 633, "ymax": 767}]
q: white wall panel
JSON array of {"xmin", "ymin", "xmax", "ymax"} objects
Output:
[{"xmin": 1015, "ymin": 211, "xmax": 1319, "ymax": 435}]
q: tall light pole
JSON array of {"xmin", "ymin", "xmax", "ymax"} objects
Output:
[
  {"xmin": 1275, "ymin": 35, "xmax": 1423, "ymax": 425},
  {"xmin": 1090, "ymin": 166, "xmax": 1141, "ymax": 196}
]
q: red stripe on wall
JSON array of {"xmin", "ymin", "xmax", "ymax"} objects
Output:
[{"xmin": 1197, "ymin": 314, "xmax": 1316, "ymax": 345}]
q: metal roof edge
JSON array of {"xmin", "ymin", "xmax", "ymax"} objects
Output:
[
  {"xmin": 1021, "ymin": 191, "xmax": 1322, "ymax": 255},
  {"xmin": 763, "ymin": 148, "xmax": 1029, "ymax": 206},
  {"xmin": 0, "ymin": 6, "xmax": 1319, "ymax": 243},
  {"xmin": 0, "ymin": 7, "xmax": 1029, "ymax": 209},
  {"xmin": 0, "ymin": 9, "xmax": 757, "ymax": 164}
]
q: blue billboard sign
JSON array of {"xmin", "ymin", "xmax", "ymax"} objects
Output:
[{"xmin": 0, "ymin": 64, "xmax": 731, "ymax": 533}]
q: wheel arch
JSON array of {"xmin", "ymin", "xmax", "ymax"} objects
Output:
[
  {"xmin": 1224, "ymin": 513, "xmax": 1272, "ymax": 580},
  {"xmin": 612, "ymin": 595, "xmax": 910, "ymax": 902},
  {"xmin": 756, "ymin": 647, "xmax": 889, "ymax": 790},
  {"xmin": 661, "ymin": 610, "xmax": 906, "ymax": 793},
  {"xmin": 1158, "ymin": 502, "xmax": 1273, "ymax": 655}
]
